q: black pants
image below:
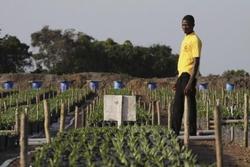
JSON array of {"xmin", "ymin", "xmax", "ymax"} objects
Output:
[{"xmin": 172, "ymin": 72, "xmax": 197, "ymax": 136}]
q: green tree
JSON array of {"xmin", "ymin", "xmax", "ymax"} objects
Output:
[
  {"xmin": 31, "ymin": 26, "xmax": 69, "ymax": 72},
  {"xmin": 0, "ymin": 35, "xmax": 31, "ymax": 73},
  {"xmin": 222, "ymin": 69, "xmax": 249, "ymax": 78},
  {"xmin": 31, "ymin": 27, "xmax": 178, "ymax": 77}
]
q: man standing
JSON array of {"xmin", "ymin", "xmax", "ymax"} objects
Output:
[{"xmin": 172, "ymin": 15, "xmax": 202, "ymax": 136}]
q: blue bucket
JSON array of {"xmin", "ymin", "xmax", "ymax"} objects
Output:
[
  {"xmin": 226, "ymin": 83, "xmax": 234, "ymax": 92},
  {"xmin": 148, "ymin": 82, "xmax": 157, "ymax": 90},
  {"xmin": 60, "ymin": 81, "xmax": 70, "ymax": 92},
  {"xmin": 3, "ymin": 81, "xmax": 14, "ymax": 90},
  {"xmin": 32, "ymin": 81, "xmax": 42, "ymax": 90},
  {"xmin": 198, "ymin": 83, "xmax": 208, "ymax": 91},
  {"xmin": 114, "ymin": 81, "xmax": 123, "ymax": 89},
  {"xmin": 89, "ymin": 81, "xmax": 99, "ymax": 91}
]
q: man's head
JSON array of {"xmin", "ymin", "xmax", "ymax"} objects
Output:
[{"xmin": 182, "ymin": 15, "xmax": 195, "ymax": 34}]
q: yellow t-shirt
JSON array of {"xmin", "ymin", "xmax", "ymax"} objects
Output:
[{"xmin": 178, "ymin": 32, "xmax": 202, "ymax": 77}]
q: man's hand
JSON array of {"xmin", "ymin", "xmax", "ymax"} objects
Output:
[
  {"xmin": 172, "ymin": 83, "xmax": 177, "ymax": 91},
  {"xmin": 184, "ymin": 57, "xmax": 199, "ymax": 95},
  {"xmin": 184, "ymin": 82, "xmax": 192, "ymax": 95}
]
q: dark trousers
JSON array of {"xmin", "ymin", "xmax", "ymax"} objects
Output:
[{"xmin": 172, "ymin": 72, "xmax": 197, "ymax": 136}]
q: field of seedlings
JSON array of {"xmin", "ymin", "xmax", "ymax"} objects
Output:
[{"xmin": 0, "ymin": 80, "xmax": 250, "ymax": 167}]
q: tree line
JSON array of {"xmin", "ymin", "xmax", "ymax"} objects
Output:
[{"xmin": 1, "ymin": 26, "xmax": 178, "ymax": 78}]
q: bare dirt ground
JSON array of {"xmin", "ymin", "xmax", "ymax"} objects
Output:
[{"xmin": 190, "ymin": 140, "xmax": 250, "ymax": 167}]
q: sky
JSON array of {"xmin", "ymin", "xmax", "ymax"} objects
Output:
[{"xmin": 1, "ymin": 0, "xmax": 250, "ymax": 76}]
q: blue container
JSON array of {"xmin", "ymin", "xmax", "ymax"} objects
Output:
[
  {"xmin": 226, "ymin": 83, "xmax": 234, "ymax": 92},
  {"xmin": 89, "ymin": 81, "xmax": 99, "ymax": 91},
  {"xmin": 3, "ymin": 81, "xmax": 14, "ymax": 90},
  {"xmin": 198, "ymin": 83, "xmax": 208, "ymax": 91},
  {"xmin": 32, "ymin": 81, "xmax": 42, "ymax": 90},
  {"xmin": 147, "ymin": 82, "xmax": 157, "ymax": 90},
  {"xmin": 60, "ymin": 81, "xmax": 70, "ymax": 92},
  {"xmin": 114, "ymin": 81, "xmax": 123, "ymax": 89}
]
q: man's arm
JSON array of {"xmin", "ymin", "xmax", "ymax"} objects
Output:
[{"xmin": 184, "ymin": 57, "xmax": 200, "ymax": 95}]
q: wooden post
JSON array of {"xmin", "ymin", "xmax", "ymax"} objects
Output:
[
  {"xmin": 168, "ymin": 101, "xmax": 172, "ymax": 129},
  {"xmin": 146, "ymin": 102, "xmax": 151, "ymax": 125},
  {"xmin": 67, "ymin": 98, "xmax": 70, "ymax": 114},
  {"xmin": 143, "ymin": 102, "xmax": 146, "ymax": 110},
  {"xmin": 206, "ymin": 100, "xmax": 210, "ymax": 130},
  {"xmin": 151, "ymin": 101, "xmax": 155, "ymax": 125},
  {"xmin": 138, "ymin": 97, "xmax": 141, "ymax": 108},
  {"xmin": 86, "ymin": 106, "xmax": 89, "ymax": 127},
  {"xmin": 81, "ymin": 107, "xmax": 85, "ymax": 127},
  {"xmin": 153, "ymin": 91, "xmax": 157, "ymax": 100},
  {"xmin": 16, "ymin": 99, "xmax": 19, "ymax": 108},
  {"xmin": 20, "ymin": 111, "xmax": 28, "ymax": 167},
  {"xmin": 214, "ymin": 99, "xmax": 223, "ymax": 167},
  {"xmin": 43, "ymin": 93, "xmax": 45, "ymax": 100},
  {"xmin": 156, "ymin": 101, "xmax": 161, "ymax": 125},
  {"xmin": 230, "ymin": 126, "xmax": 234, "ymax": 143},
  {"xmin": 163, "ymin": 93, "xmax": 166, "ymax": 109},
  {"xmin": 88, "ymin": 103, "xmax": 92, "ymax": 118},
  {"xmin": 221, "ymin": 88, "xmax": 225, "ymax": 105},
  {"xmin": 213, "ymin": 94, "xmax": 216, "ymax": 106},
  {"xmin": 59, "ymin": 102, "xmax": 65, "ymax": 133},
  {"xmin": 36, "ymin": 94, "xmax": 39, "ymax": 104},
  {"xmin": 236, "ymin": 92, "xmax": 239, "ymax": 109},
  {"xmin": 43, "ymin": 100, "xmax": 51, "ymax": 143},
  {"xmin": 74, "ymin": 106, "xmax": 79, "ymax": 129},
  {"xmin": 24, "ymin": 92, "xmax": 27, "ymax": 103},
  {"xmin": 225, "ymin": 96, "xmax": 229, "ymax": 106},
  {"xmin": 243, "ymin": 94, "xmax": 249, "ymax": 147},
  {"xmin": 15, "ymin": 108, "xmax": 20, "ymax": 134},
  {"xmin": 36, "ymin": 95, "xmax": 39, "ymax": 121},
  {"xmin": 55, "ymin": 99, "xmax": 58, "ymax": 114},
  {"xmin": 184, "ymin": 96, "xmax": 190, "ymax": 147},
  {"xmin": 93, "ymin": 100, "xmax": 95, "ymax": 112},
  {"xmin": 4, "ymin": 101, "xmax": 7, "ymax": 112}
]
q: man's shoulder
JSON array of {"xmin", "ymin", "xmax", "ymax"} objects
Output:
[{"xmin": 191, "ymin": 33, "xmax": 202, "ymax": 44}]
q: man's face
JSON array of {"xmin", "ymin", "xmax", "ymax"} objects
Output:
[{"xmin": 182, "ymin": 20, "xmax": 194, "ymax": 34}]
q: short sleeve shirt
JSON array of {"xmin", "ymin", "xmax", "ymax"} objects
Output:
[{"xmin": 177, "ymin": 32, "xmax": 202, "ymax": 77}]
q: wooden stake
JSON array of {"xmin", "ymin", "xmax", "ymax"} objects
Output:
[
  {"xmin": 81, "ymin": 107, "xmax": 85, "ymax": 127},
  {"xmin": 138, "ymin": 97, "xmax": 141, "ymax": 108},
  {"xmin": 36, "ymin": 103, "xmax": 39, "ymax": 121},
  {"xmin": 43, "ymin": 100, "xmax": 51, "ymax": 143},
  {"xmin": 230, "ymin": 126, "xmax": 234, "ymax": 143},
  {"xmin": 156, "ymin": 101, "xmax": 161, "ymax": 125},
  {"xmin": 15, "ymin": 108, "xmax": 20, "ymax": 134},
  {"xmin": 221, "ymin": 88, "xmax": 225, "ymax": 105},
  {"xmin": 236, "ymin": 92, "xmax": 239, "ymax": 109},
  {"xmin": 74, "ymin": 106, "xmax": 79, "ymax": 129},
  {"xmin": 20, "ymin": 111, "xmax": 28, "ymax": 167},
  {"xmin": 206, "ymin": 100, "xmax": 210, "ymax": 130},
  {"xmin": 86, "ymin": 106, "xmax": 89, "ymax": 127},
  {"xmin": 214, "ymin": 99, "xmax": 223, "ymax": 167},
  {"xmin": 151, "ymin": 101, "xmax": 155, "ymax": 125},
  {"xmin": 59, "ymin": 102, "xmax": 65, "ymax": 133},
  {"xmin": 67, "ymin": 98, "xmax": 70, "ymax": 114},
  {"xmin": 243, "ymin": 94, "xmax": 249, "ymax": 147},
  {"xmin": 16, "ymin": 99, "xmax": 19, "ymax": 108},
  {"xmin": 55, "ymin": 99, "xmax": 58, "ymax": 114},
  {"xmin": 4, "ymin": 101, "xmax": 7, "ymax": 112}
]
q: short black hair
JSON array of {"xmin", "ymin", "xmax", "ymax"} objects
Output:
[{"xmin": 183, "ymin": 15, "xmax": 195, "ymax": 25}]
